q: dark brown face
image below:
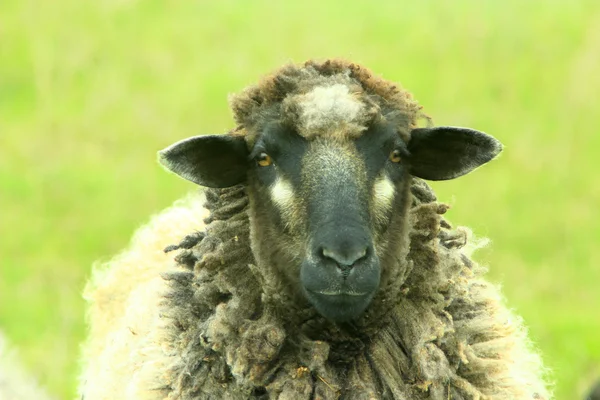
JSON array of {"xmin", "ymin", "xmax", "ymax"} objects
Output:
[
  {"xmin": 244, "ymin": 121, "xmax": 411, "ymax": 321},
  {"xmin": 158, "ymin": 84, "xmax": 503, "ymax": 322}
]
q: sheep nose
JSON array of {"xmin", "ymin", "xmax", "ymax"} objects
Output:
[{"xmin": 320, "ymin": 246, "xmax": 369, "ymax": 272}]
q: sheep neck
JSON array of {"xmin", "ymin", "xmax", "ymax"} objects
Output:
[{"xmin": 163, "ymin": 182, "xmax": 496, "ymax": 399}]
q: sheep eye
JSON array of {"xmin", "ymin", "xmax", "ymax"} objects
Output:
[
  {"xmin": 389, "ymin": 149, "xmax": 402, "ymax": 163},
  {"xmin": 257, "ymin": 153, "xmax": 273, "ymax": 167}
]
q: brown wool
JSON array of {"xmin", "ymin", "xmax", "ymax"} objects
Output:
[
  {"xmin": 230, "ymin": 59, "xmax": 427, "ymax": 143},
  {"xmin": 154, "ymin": 181, "xmax": 549, "ymax": 400}
]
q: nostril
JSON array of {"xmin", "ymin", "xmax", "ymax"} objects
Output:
[
  {"xmin": 320, "ymin": 246, "xmax": 369, "ymax": 268},
  {"xmin": 321, "ymin": 247, "xmax": 337, "ymax": 261},
  {"xmin": 356, "ymin": 247, "xmax": 368, "ymax": 260}
]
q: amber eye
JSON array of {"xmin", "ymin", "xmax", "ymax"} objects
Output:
[
  {"xmin": 389, "ymin": 149, "xmax": 402, "ymax": 163},
  {"xmin": 257, "ymin": 152, "xmax": 273, "ymax": 167}
]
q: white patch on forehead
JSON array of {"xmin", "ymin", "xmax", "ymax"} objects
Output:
[
  {"xmin": 299, "ymin": 84, "xmax": 364, "ymax": 132},
  {"xmin": 372, "ymin": 174, "xmax": 395, "ymax": 223}
]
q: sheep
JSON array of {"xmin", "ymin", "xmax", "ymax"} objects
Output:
[
  {"xmin": 78, "ymin": 59, "xmax": 551, "ymax": 399},
  {"xmin": 0, "ymin": 330, "xmax": 55, "ymax": 400}
]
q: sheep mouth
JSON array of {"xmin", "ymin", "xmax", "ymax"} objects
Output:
[
  {"xmin": 304, "ymin": 288, "xmax": 375, "ymax": 322},
  {"xmin": 311, "ymin": 289, "xmax": 368, "ymax": 297},
  {"xmin": 300, "ymin": 257, "xmax": 380, "ymax": 321}
]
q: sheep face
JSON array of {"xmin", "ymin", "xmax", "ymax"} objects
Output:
[
  {"xmin": 159, "ymin": 79, "xmax": 502, "ymax": 322},
  {"xmin": 245, "ymin": 121, "xmax": 403, "ymax": 322}
]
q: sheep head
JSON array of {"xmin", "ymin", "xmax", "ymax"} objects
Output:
[{"xmin": 159, "ymin": 60, "xmax": 502, "ymax": 322}]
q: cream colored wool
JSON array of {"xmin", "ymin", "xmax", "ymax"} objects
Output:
[
  {"xmin": 0, "ymin": 331, "xmax": 55, "ymax": 400},
  {"xmin": 78, "ymin": 194, "xmax": 208, "ymax": 400}
]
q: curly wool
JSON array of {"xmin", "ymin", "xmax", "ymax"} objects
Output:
[
  {"xmin": 79, "ymin": 183, "xmax": 550, "ymax": 399},
  {"xmin": 155, "ymin": 180, "xmax": 549, "ymax": 400},
  {"xmin": 229, "ymin": 59, "xmax": 430, "ymax": 144}
]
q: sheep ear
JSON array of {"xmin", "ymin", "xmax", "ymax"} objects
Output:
[
  {"xmin": 158, "ymin": 134, "xmax": 249, "ymax": 188},
  {"xmin": 405, "ymin": 126, "xmax": 503, "ymax": 181}
]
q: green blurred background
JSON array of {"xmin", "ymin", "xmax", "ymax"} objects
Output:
[{"xmin": 1, "ymin": 1, "xmax": 599, "ymax": 399}]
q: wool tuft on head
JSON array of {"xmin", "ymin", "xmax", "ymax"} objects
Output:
[{"xmin": 79, "ymin": 59, "xmax": 551, "ymax": 400}]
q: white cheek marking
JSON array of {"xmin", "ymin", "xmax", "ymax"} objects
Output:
[
  {"xmin": 299, "ymin": 84, "xmax": 364, "ymax": 131},
  {"xmin": 271, "ymin": 177, "xmax": 295, "ymax": 215},
  {"xmin": 372, "ymin": 174, "xmax": 395, "ymax": 222}
]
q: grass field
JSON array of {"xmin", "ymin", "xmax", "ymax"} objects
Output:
[{"xmin": 1, "ymin": 1, "xmax": 599, "ymax": 398}]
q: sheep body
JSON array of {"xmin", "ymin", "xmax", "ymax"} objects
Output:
[
  {"xmin": 78, "ymin": 195, "xmax": 209, "ymax": 399},
  {"xmin": 80, "ymin": 186, "xmax": 550, "ymax": 399}
]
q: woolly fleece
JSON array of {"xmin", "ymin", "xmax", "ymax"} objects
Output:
[
  {"xmin": 0, "ymin": 330, "xmax": 55, "ymax": 400},
  {"xmin": 79, "ymin": 184, "xmax": 550, "ymax": 399}
]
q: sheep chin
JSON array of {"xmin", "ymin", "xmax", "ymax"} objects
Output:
[{"xmin": 303, "ymin": 288, "xmax": 376, "ymax": 322}]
